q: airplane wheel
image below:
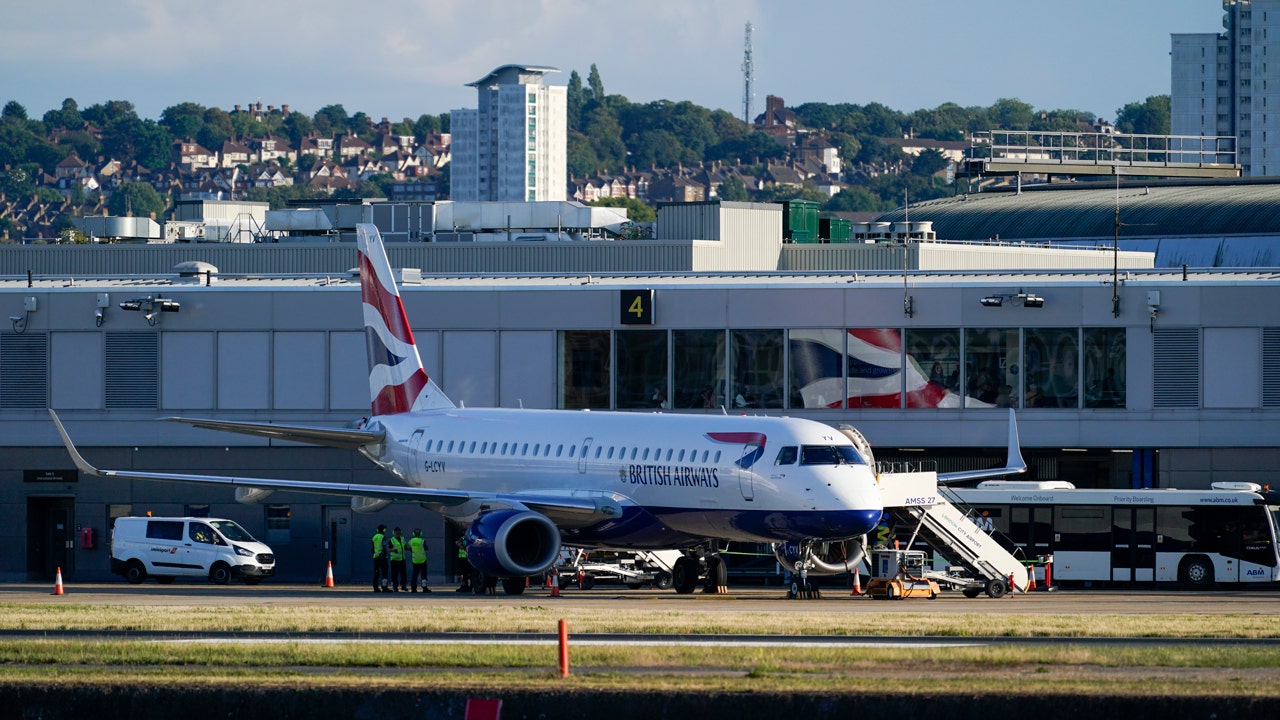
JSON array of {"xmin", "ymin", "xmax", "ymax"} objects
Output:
[
  {"xmin": 672, "ymin": 557, "xmax": 699, "ymax": 594},
  {"xmin": 501, "ymin": 577, "xmax": 526, "ymax": 595},
  {"xmin": 787, "ymin": 582, "xmax": 798, "ymax": 600}
]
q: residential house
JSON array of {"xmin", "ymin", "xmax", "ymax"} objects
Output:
[
  {"xmin": 220, "ymin": 139, "xmax": 252, "ymax": 168},
  {"xmin": 337, "ymin": 134, "xmax": 371, "ymax": 161},
  {"xmin": 175, "ymin": 140, "xmax": 218, "ymax": 170}
]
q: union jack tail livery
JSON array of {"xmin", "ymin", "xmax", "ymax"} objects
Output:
[{"xmin": 356, "ymin": 224, "xmax": 454, "ymax": 415}]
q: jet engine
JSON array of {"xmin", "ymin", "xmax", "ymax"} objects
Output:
[
  {"xmin": 773, "ymin": 537, "xmax": 867, "ymax": 576},
  {"xmin": 464, "ymin": 509, "xmax": 562, "ymax": 578}
]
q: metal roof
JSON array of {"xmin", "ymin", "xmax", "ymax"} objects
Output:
[{"xmin": 876, "ymin": 179, "xmax": 1280, "ymax": 243}]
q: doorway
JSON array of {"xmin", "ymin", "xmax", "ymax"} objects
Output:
[
  {"xmin": 27, "ymin": 497, "xmax": 75, "ymax": 581},
  {"xmin": 321, "ymin": 506, "xmax": 353, "ymax": 582}
]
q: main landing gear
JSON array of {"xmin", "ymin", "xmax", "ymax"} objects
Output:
[{"xmin": 670, "ymin": 547, "xmax": 729, "ymax": 595}]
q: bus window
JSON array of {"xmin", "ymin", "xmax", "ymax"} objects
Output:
[{"xmin": 1053, "ymin": 506, "xmax": 1109, "ymax": 552}]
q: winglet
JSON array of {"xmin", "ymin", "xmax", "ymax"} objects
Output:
[
  {"xmin": 1005, "ymin": 407, "xmax": 1027, "ymax": 475},
  {"xmin": 48, "ymin": 410, "xmax": 106, "ymax": 478}
]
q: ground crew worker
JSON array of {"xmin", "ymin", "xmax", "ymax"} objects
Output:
[
  {"xmin": 409, "ymin": 528, "xmax": 431, "ymax": 593},
  {"xmin": 456, "ymin": 539, "xmax": 472, "ymax": 592},
  {"xmin": 388, "ymin": 527, "xmax": 409, "ymax": 592},
  {"xmin": 371, "ymin": 524, "xmax": 389, "ymax": 593}
]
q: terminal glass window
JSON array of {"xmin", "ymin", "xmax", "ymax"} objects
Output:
[
  {"xmin": 730, "ymin": 330, "xmax": 784, "ymax": 409},
  {"xmin": 964, "ymin": 328, "xmax": 1018, "ymax": 408},
  {"xmin": 673, "ymin": 330, "xmax": 726, "ymax": 409},
  {"xmin": 265, "ymin": 504, "xmax": 291, "ymax": 545},
  {"xmin": 906, "ymin": 328, "xmax": 962, "ymax": 406},
  {"xmin": 845, "ymin": 329, "xmax": 907, "ymax": 409},
  {"xmin": 559, "ymin": 330, "xmax": 610, "ymax": 409},
  {"xmin": 1026, "ymin": 328, "xmax": 1079, "ymax": 408},
  {"xmin": 1084, "ymin": 328, "xmax": 1126, "ymax": 408},
  {"xmin": 789, "ymin": 329, "xmax": 845, "ymax": 408},
  {"xmin": 615, "ymin": 330, "xmax": 668, "ymax": 409}
]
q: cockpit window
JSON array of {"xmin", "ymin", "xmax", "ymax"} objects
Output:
[
  {"xmin": 774, "ymin": 446, "xmax": 798, "ymax": 465},
  {"xmin": 800, "ymin": 445, "xmax": 866, "ymax": 466}
]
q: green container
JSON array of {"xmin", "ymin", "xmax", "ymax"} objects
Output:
[
  {"xmin": 819, "ymin": 216, "xmax": 852, "ymax": 242},
  {"xmin": 782, "ymin": 199, "xmax": 819, "ymax": 242}
]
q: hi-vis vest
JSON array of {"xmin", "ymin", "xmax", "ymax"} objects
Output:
[
  {"xmin": 389, "ymin": 535, "xmax": 407, "ymax": 562},
  {"xmin": 409, "ymin": 536, "xmax": 427, "ymax": 564},
  {"xmin": 372, "ymin": 532, "xmax": 386, "ymax": 558}
]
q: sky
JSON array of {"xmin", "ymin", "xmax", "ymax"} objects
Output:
[{"xmin": 0, "ymin": 0, "xmax": 1229, "ymax": 125}]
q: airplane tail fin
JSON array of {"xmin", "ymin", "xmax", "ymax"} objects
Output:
[{"xmin": 356, "ymin": 223, "xmax": 454, "ymax": 415}]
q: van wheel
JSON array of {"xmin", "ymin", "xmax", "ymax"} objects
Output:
[
  {"xmin": 209, "ymin": 563, "xmax": 232, "ymax": 585},
  {"xmin": 124, "ymin": 561, "xmax": 147, "ymax": 585},
  {"xmin": 156, "ymin": 576, "xmax": 175, "ymax": 585}
]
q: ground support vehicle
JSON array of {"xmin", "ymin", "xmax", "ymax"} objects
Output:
[
  {"xmin": 556, "ymin": 549, "xmax": 679, "ymax": 590},
  {"xmin": 865, "ymin": 549, "xmax": 942, "ymax": 599}
]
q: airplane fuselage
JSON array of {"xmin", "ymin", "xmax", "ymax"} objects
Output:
[{"xmin": 364, "ymin": 408, "xmax": 884, "ymax": 549}]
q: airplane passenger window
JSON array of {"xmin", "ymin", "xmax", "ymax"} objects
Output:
[
  {"xmin": 480, "ymin": 442, "xmax": 488, "ymax": 454},
  {"xmin": 665, "ymin": 449, "xmax": 673, "ymax": 462},
  {"xmin": 501, "ymin": 443, "xmax": 509, "ymax": 454},
  {"xmin": 595, "ymin": 446, "xmax": 603, "ymax": 459},
  {"xmin": 607, "ymin": 447, "xmax": 615, "ymax": 459},
  {"xmin": 469, "ymin": 441, "xmax": 476, "ymax": 453},
  {"xmin": 701, "ymin": 450, "xmax": 709, "ymax": 463},
  {"xmin": 448, "ymin": 441, "xmax": 455, "ymax": 453},
  {"xmin": 544, "ymin": 445, "xmax": 551, "ymax": 456},
  {"xmin": 714, "ymin": 451, "xmax": 722, "ymax": 463},
  {"xmin": 678, "ymin": 450, "xmax": 685, "ymax": 462},
  {"xmin": 533, "ymin": 443, "xmax": 540, "ymax": 455},
  {"xmin": 556, "ymin": 445, "xmax": 563, "ymax": 457},
  {"xmin": 569, "ymin": 445, "xmax": 576, "ymax": 458},
  {"xmin": 642, "ymin": 448, "xmax": 650, "ymax": 460},
  {"xmin": 775, "ymin": 447, "xmax": 798, "ymax": 465},
  {"xmin": 521, "ymin": 443, "xmax": 529, "ymax": 455}
]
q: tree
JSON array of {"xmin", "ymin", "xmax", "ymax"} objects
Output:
[
  {"xmin": 629, "ymin": 129, "xmax": 684, "ymax": 168},
  {"xmin": 823, "ymin": 187, "xmax": 881, "ymax": 212},
  {"xmin": 587, "ymin": 64, "xmax": 605, "ymax": 106},
  {"xmin": 566, "ymin": 130, "xmax": 601, "ymax": 178},
  {"xmin": 990, "ymin": 98, "xmax": 1034, "ymax": 129},
  {"xmin": 412, "ymin": 113, "xmax": 441, "ymax": 141},
  {"xmin": 717, "ymin": 175, "xmax": 750, "ymax": 202},
  {"xmin": 281, "ymin": 110, "xmax": 314, "ymax": 147},
  {"xmin": 313, "ymin": 104, "xmax": 348, "ymax": 135},
  {"xmin": 910, "ymin": 149, "xmax": 950, "ymax": 177},
  {"xmin": 566, "ymin": 70, "xmax": 584, "ymax": 130},
  {"xmin": 583, "ymin": 106, "xmax": 626, "ymax": 170},
  {"xmin": 108, "ymin": 181, "xmax": 166, "ymax": 218},
  {"xmin": 81, "ymin": 100, "xmax": 137, "ymax": 129},
  {"xmin": 42, "ymin": 98, "xmax": 84, "ymax": 130},
  {"xmin": 199, "ymin": 107, "xmax": 233, "ymax": 150},
  {"xmin": 3, "ymin": 100, "xmax": 28, "ymax": 122},
  {"xmin": 1114, "ymin": 95, "xmax": 1170, "ymax": 135},
  {"xmin": 706, "ymin": 130, "xmax": 785, "ymax": 164},
  {"xmin": 133, "ymin": 120, "xmax": 175, "ymax": 171},
  {"xmin": 160, "ymin": 102, "xmax": 207, "ymax": 141}
]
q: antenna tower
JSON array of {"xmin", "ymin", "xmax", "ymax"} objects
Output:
[{"xmin": 741, "ymin": 21, "xmax": 754, "ymax": 125}]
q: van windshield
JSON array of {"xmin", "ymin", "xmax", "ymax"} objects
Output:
[{"xmin": 209, "ymin": 520, "xmax": 256, "ymax": 543}]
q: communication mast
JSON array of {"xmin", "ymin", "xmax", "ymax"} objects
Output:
[{"xmin": 741, "ymin": 21, "xmax": 754, "ymax": 125}]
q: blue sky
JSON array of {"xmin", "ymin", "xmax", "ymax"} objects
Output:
[{"xmin": 0, "ymin": 1, "xmax": 1227, "ymax": 123}]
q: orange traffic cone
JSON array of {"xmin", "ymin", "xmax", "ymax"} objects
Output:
[
  {"xmin": 850, "ymin": 567, "xmax": 863, "ymax": 596},
  {"xmin": 52, "ymin": 566, "xmax": 65, "ymax": 596},
  {"xmin": 550, "ymin": 571, "xmax": 561, "ymax": 598},
  {"xmin": 323, "ymin": 561, "xmax": 335, "ymax": 588},
  {"xmin": 1027, "ymin": 567, "xmax": 1037, "ymax": 591}
]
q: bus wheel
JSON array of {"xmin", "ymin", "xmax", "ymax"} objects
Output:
[{"xmin": 1179, "ymin": 556, "xmax": 1214, "ymax": 589}]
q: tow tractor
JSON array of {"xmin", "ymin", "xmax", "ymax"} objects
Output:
[
  {"xmin": 865, "ymin": 549, "xmax": 941, "ymax": 600},
  {"xmin": 557, "ymin": 549, "xmax": 678, "ymax": 590}
]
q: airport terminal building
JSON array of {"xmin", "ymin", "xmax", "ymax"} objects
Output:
[{"xmin": 3, "ymin": 199, "xmax": 1279, "ymax": 584}]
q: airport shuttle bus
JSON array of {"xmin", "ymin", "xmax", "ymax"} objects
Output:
[{"xmin": 949, "ymin": 481, "xmax": 1280, "ymax": 588}]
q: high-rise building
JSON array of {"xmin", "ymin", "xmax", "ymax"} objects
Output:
[
  {"xmin": 450, "ymin": 65, "xmax": 567, "ymax": 202},
  {"xmin": 1172, "ymin": 1, "xmax": 1280, "ymax": 176}
]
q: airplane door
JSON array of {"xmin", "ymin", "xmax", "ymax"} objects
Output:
[
  {"xmin": 738, "ymin": 444, "xmax": 755, "ymax": 501},
  {"xmin": 578, "ymin": 437, "xmax": 593, "ymax": 474},
  {"xmin": 409, "ymin": 429, "xmax": 426, "ymax": 480},
  {"xmin": 321, "ymin": 506, "xmax": 353, "ymax": 582}
]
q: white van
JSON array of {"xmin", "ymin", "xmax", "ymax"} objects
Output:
[{"xmin": 111, "ymin": 517, "xmax": 275, "ymax": 585}]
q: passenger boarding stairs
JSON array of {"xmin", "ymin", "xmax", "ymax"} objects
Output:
[{"xmin": 877, "ymin": 466, "xmax": 1029, "ymax": 596}]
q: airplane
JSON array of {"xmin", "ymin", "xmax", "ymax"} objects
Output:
[{"xmin": 50, "ymin": 223, "xmax": 1025, "ymax": 596}]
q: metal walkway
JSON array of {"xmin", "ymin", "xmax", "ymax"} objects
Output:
[{"xmin": 965, "ymin": 130, "xmax": 1241, "ymax": 179}]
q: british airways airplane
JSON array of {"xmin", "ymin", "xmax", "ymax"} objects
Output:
[{"xmin": 51, "ymin": 224, "xmax": 1022, "ymax": 595}]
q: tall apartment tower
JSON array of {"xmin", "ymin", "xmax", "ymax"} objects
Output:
[
  {"xmin": 450, "ymin": 65, "xmax": 567, "ymax": 202},
  {"xmin": 1172, "ymin": 1, "xmax": 1280, "ymax": 176}
]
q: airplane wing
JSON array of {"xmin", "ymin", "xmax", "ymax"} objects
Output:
[
  {"xmin": 936, "ymin": 408, "xmax": 1028, "ymax": 484},
  {"xmin": 163, "ymin": 416, "xmax": 384, "ymax": 450},
  {"xmin": 50, "ymin": 411, "xmax": 619, "ymax": 520}
]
